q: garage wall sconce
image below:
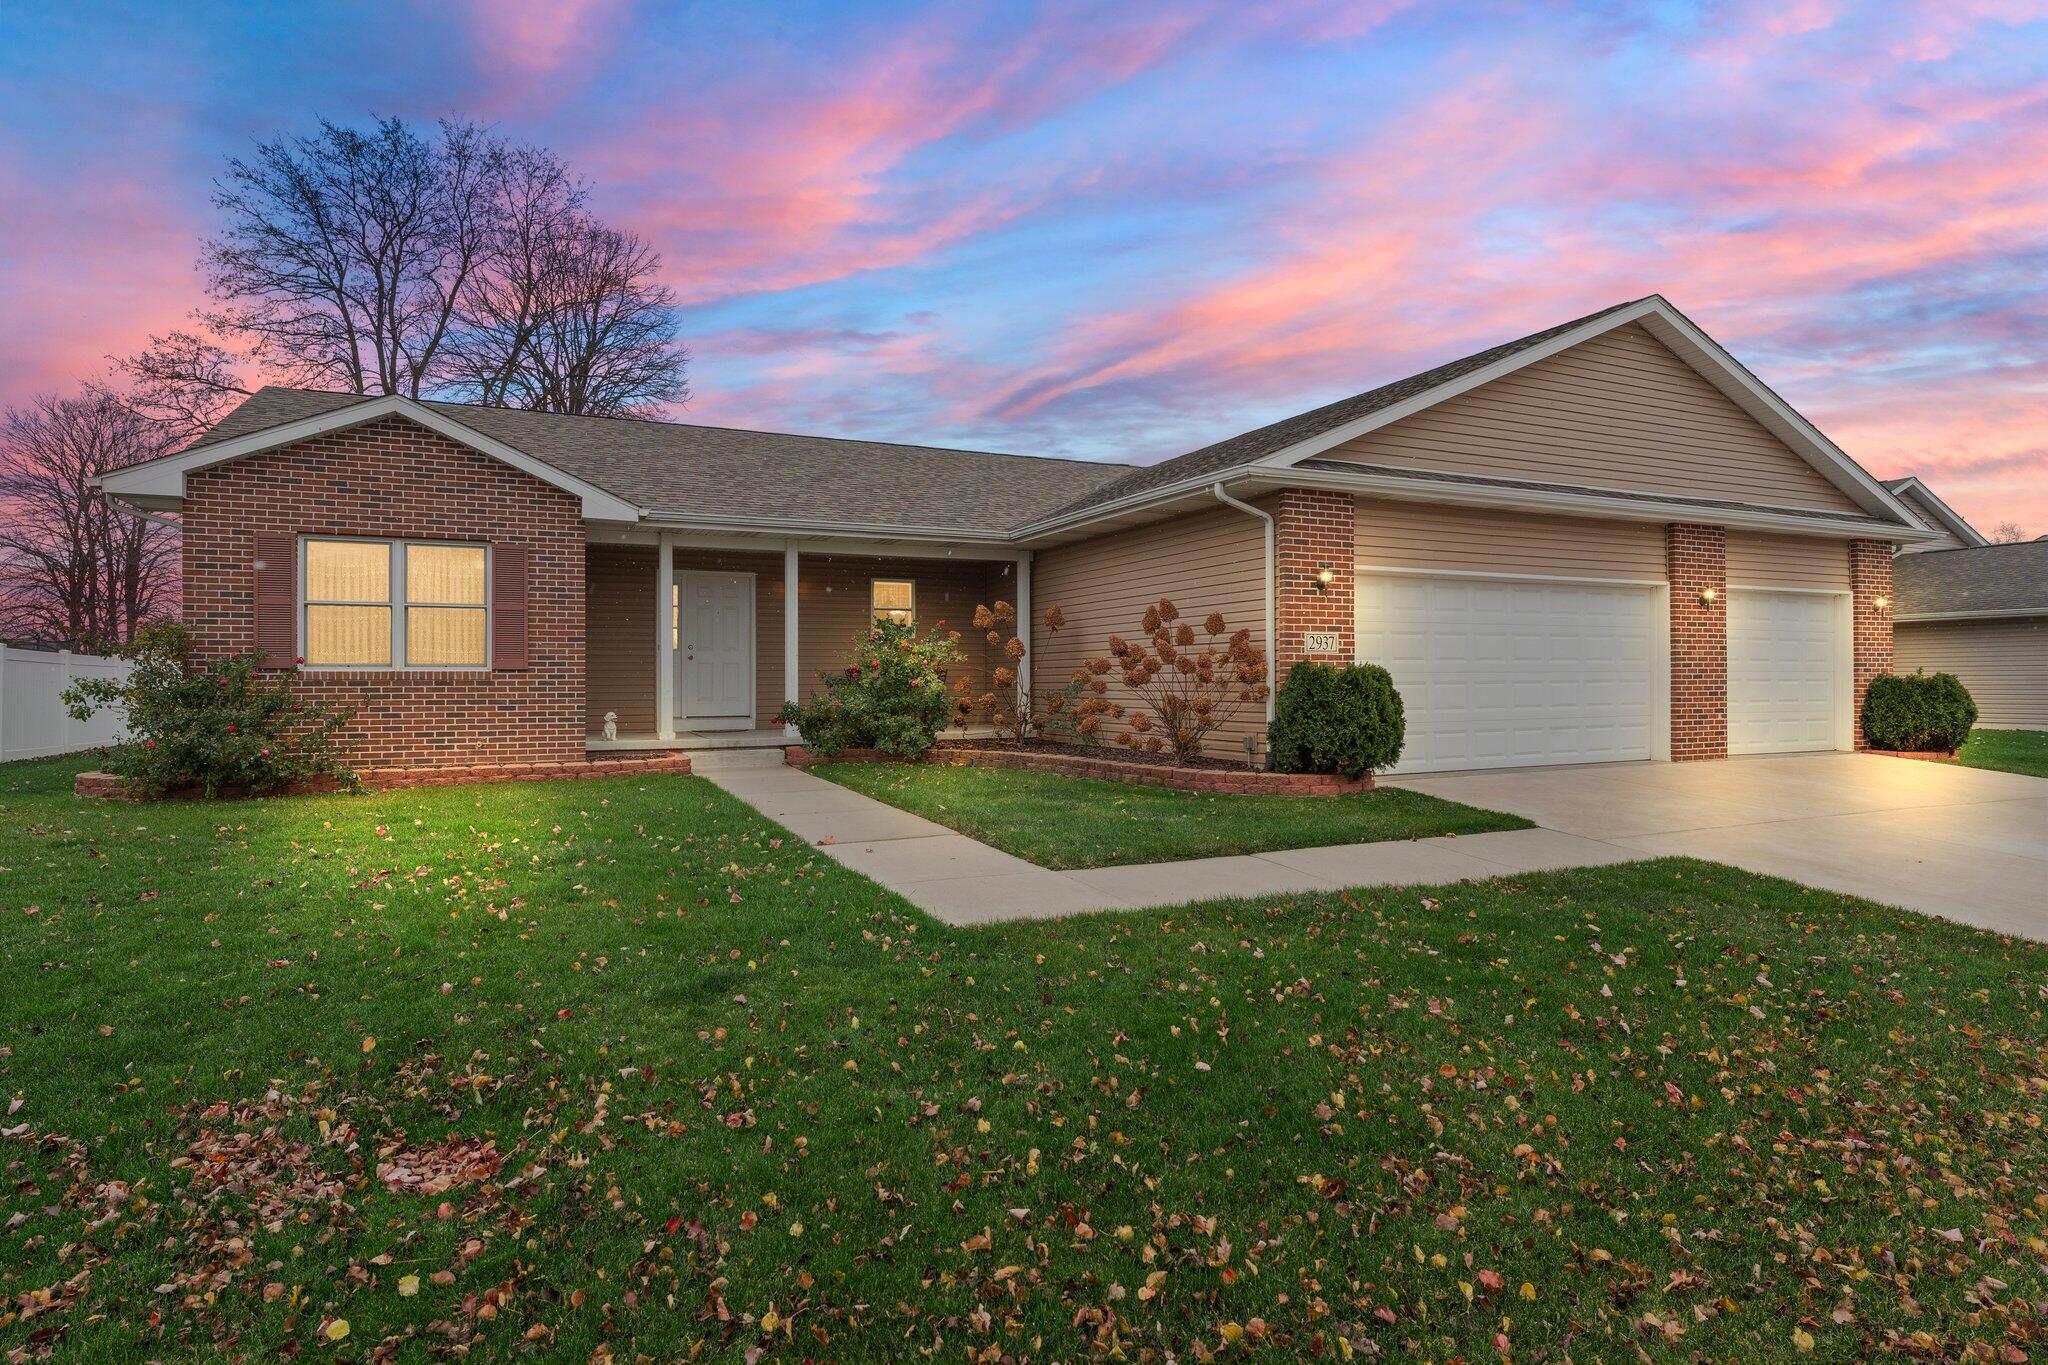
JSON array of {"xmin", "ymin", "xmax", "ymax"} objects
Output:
[
  {"xmin": 1873, "ymin": 594, "xmax": 1891, "ymax": 612},
  {"xmin": 1697, "ymin": 585, "xmax": 1719, "ymax": 605},
  {"xmin": 1313, "ymin": 564, "xmax": 1335, "ymax": 593}
]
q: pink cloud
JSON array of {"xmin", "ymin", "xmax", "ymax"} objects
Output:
[{"xmin": 456, "ymin": 0, "xmax": 635, "ymax": 112}]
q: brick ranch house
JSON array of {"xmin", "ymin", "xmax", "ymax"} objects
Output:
[{"xmin": 99, "ymin": 295, "xmax": 1940, "ymax": 778}]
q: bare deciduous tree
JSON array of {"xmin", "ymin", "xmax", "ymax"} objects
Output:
[
  {"xmin": 0, "ymin": 394, "xmax": 179, "ymax": 646},
  {"xmin": 1988, "ymin": 520, "xmax": 2030, "ymax": 544},
  {"xmin": 120, "ymin": 115, "xmax": 689, "ymax": 425}
]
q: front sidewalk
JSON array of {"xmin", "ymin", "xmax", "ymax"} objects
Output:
[{"xmin": 690, "ymin": 749, "xmax": 1635, "ymax": 924}]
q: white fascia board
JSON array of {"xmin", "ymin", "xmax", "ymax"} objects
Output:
[
  {"xmin": 1885, "ymin": 477, "xmax": 1990, "ymax": 547},
  {"xmin": 1274, "ymin": 465, "xmax": 1943, "ymax": 541},
  {"xmin": 1239, "ymin": 295, "xmax": 1921, "ymax": 528},
  {"xmin": 1895, "ymin": 607, "xmax": 2045, "ymax": 623},
  {"xmin": 96, "ymin": 394, "xmax": 644, "ymax": 523}
]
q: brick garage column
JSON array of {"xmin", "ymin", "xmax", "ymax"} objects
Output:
[
  {"xmin": 1665, "ymin": 523, "xmax": 1727, "ymax": 761},
  {"xmin": 1848, "ymin": 539, "xmax": 1894, "ymax": 749},
  {"xmin": 1274, "ymin": 489, "xmax": 1356, "ymax": 677}
]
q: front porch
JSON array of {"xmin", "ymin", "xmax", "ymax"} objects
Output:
[{"xmin": 583, "ymin": 532, "xmax": 1029, "ymax": 749}]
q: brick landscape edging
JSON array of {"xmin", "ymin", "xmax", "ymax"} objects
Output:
[
  {"xmin": 75, "ymin": 752, "xmax": 692, "ymax": 800},
  {"xmin": 785, "ymin": 745, "xmax": 1371, "ymax": 795},
  {"xmin": 1865, "ymin": 749, "xmax": 1959, "ymax": 765}
]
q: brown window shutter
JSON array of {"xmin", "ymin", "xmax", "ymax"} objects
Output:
[
  {"xmin": 253, "ymin": 533, "xmax": 297, "ymax": 665},
  {"xmin": 492, "ymin": 544, "xmax": 529, "ymax": 670}
]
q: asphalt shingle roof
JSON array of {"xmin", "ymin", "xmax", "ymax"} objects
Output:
[
  {"xmin": 190, "ymin": 388, "xmax": 1133, "ymax": 534},
  {"xmin": 1031, "ymin": 297, "xmax": 1654, "ymax": 522},
  {"xmin": 1893, "ymin": 540, "xmax": 2048, "ymax": 616}
]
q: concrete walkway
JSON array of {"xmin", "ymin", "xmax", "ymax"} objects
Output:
[{"xmin": 688, "ymin": 749, "xmax": 1635, "ymax": 925}]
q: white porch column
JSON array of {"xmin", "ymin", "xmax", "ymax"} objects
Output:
[
  {"xmin": 655, "ymin": 531, "xmax": 675, "ymax": 740},
  {"xmin": 783, "ymin": 544, "xmax": 801, "ymax": 737},
  {"xmin": 1013, "ymin": 551, "xmax": 1032, "ymax": 725}
]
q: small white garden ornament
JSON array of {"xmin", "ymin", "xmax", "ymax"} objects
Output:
[{"xmin": 602, "ymin": 711, "xmax": 618, "ymax": 742}]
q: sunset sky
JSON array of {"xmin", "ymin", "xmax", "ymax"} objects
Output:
[{"xmin": 3, "ymin": 0, "xmax": 2044, "ymax": 532}]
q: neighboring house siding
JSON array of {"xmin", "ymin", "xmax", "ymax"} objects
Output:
[
  {"xmin": 1324, "ymin": 323, "xmax": 1864, "ymax": 514},
  {"xmin": 1725, "ymin": 531, "xmax": 1850, "ymax": 590},
  {"xmin": 1031, "ymin": 505, "xmax": 1268, "ymax": 759},
  {"xmin": 1895, "ymin": 617, "xmax": 2048, "ymax": 728},
  {"xmin": 1355, "ymin": 500, "xmax": 1666, "ymax": 580},
  {"xmin": 182, "ymin": 415, "xmax": 585, "ymax": 769}
]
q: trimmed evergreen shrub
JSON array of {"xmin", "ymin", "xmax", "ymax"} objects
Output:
[
  {"xmin": 1860, "ymin": 670, "xmax": 1977, "ymax": 754},
  {"xmin": 1267, "ymin": 660, "xmax": 1405, "ymax": 778}
]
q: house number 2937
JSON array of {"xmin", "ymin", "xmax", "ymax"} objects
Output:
[{"xmin": 1302, "ymin": 632, "xmax": 1341, "ymax": 654}]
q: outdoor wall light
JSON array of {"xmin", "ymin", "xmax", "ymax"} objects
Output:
[
  {"xmin": 1698, "ymin": 585, "xmax": 1719, "ymax": 605},
  {"xmin": 1874, "ymin": 594, "xmax": 1891, "ymax": 611},
  {"xmin": 1314, "ymin": 564, "xmax": 1336, "ymax": 592}
]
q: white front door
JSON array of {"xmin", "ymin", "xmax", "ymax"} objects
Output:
[
  {"xmin": 1356, "ymin": 571, "xmax": 1661, "ymax": 774},
  {"xmin": 676, "ymin": 571, "xmax": 754, "ymax": 729},
  {"xmin": 1727, "ymin": 589, "xmax": 1845, "ymax": 755}
]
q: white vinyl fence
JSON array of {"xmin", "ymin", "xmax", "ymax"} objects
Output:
[{"xmin": 0, "ymin": 646, "xmax": 133, "ymax": 761}]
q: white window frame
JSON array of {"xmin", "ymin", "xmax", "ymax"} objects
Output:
[
  {"xmin": 299, "ymin": 536, "xmax": 492, "ymax": 672},
  {"xmin": 871, "ymin": 577, "xmax": 916, "ymax": 626}
]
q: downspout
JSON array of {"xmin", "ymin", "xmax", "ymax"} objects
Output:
[{"xmin": 1210, "ymin": 483, "xmax": 1276, "ymax": 726}]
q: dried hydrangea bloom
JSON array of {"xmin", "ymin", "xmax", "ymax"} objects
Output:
[{"xmin": 1042, "ymin": 605, "xmax": 1066, "ymax": 631}]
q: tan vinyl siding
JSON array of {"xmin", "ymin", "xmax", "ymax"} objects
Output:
[
  {"xmin": 1325, "ymin": 323, "xmax": 1864, "ymax": 514},
  {"xmin": 794, "ymin": 555, "xmax": 1003, "ymax": 706},
  {"xmin": 1355, "ymin": 500, "xmax": 1665, "ymax": 580},
  {"xmin": 1031, "ymin": 505, "xmax": 1268, "ymax": 759},
  {"xmin": 588, "ymin": 546, "xmax": 1002, "ymax": 733},
  {"xmin": 586, "ymin": 545, "xmax": 656, "ymax": 734},
  {"xmin": 1894, "ymin": 617, "xmax": 2048, "ymax": 728},
  {"xmin": 1726, "ymin": 532, "xmax": 1850, "ymax": 590}
]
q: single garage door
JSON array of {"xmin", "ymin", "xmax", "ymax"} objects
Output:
[
  {"xmin": 1356, "ymin": 572, "xmax": 1660, "ymax": 774},
  {"xmin": 1727, "ymin": 589, "xmax": 1843, "ymax": 755}
]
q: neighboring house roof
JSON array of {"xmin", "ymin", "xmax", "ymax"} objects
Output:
[
  {"xmin": 1893, "ymin": 540, "xmax": 2048, "ymax": 619},
  {"xmin": 1881, "ymin": 476, "xmax": 1990, "ymax": 549},
  {"xmin": 179, "ymin": 387, "xmax": 1132, "ymax": 535}
]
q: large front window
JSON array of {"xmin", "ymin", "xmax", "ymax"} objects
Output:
[{"xmin": 303, "ymin": 539, "xmax": 488, "ymax": 668}]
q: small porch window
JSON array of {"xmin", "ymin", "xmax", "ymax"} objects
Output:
[{"xmin": 871, "ymin": 578, "xmax": 915, "ymax": 626}]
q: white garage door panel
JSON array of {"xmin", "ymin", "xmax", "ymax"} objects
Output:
[
  {"xmin": 1728, "ymin": 590, "xmax": 1841, "ymax": 755},
  {"xmin": 1357, "ymin": 574, "xmax": 1658, "ymax": 774}
]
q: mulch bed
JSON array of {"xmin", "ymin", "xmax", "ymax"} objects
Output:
[{"xmin": 786, "ymin": 740, "xmax": 1369, "ymax": 796}]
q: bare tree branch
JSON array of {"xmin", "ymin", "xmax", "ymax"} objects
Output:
[{"xmin": 0, "ymin": 394, "xmax": 179, "ymax": 646}]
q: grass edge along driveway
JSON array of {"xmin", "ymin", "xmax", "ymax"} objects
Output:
[
  {"xmin": 3, "ymin": 753, "xmax": 2048, "ymax": 1361},
  {"xmin": 812, "ymin": 760, "xmax": 1532, "ymax": 869},
  {"xmin": 1958, "ymin": 727, "xmax": 2048, "ymax": 779}
]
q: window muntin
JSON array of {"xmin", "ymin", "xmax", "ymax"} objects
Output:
[
  {"xmin": 871, "ymin": 578, "xmax": 915, "ymax": 626},
  {"xmin": 301, "ymin": 539, "xmax": 488, "ymax": 669}
]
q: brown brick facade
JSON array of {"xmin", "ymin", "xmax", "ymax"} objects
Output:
[
  {"xmin": 1848, "ymin": 539, "xmax": 1894, "ymax": 749},
  {"xmin": 1274, "ymin": 489, "xmax": 1355, "ymax": 677},
  {"xmin": 182, "ymin": 416, "xmax": 586, "ymax": 770},
  {"xmin": 1665, "ymin": 523, "xmax": 1728, "ymax": 761}
]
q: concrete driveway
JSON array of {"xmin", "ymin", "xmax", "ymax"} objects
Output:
[{"xmin": 1388, "ymin": 752, "xmax": 2048, "ymax": 939}]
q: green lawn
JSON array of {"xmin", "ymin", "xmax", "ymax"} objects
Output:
[
  {"xmin": 812, "ymin": 761, "xmax": 1532, "ymax": 868},
  {"xmin": 3, "ymin": 755, "xmax": 2048, "ymax": 1362},
  {"xmin": 1959, "ymin": 728, "xmax": 2048, "ymax": 779}
]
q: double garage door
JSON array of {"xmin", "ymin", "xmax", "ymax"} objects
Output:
[{"xmin": 1356, "ymin": 572, "xmax": 1845, "ymax": 774}]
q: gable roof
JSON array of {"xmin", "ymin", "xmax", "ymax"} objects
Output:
[
  {"xmin": 1881, "ymin": 476, "xmax": 1989, "ymax": 548},
  {"xmin": 1023, "ymin": 294, "xmax": 1923, "ymax": 534},
  {"xmin": 135, "ymin": 387, "xmax": 1133, "ymax": 535},
  {"xmin": 1893, "ymin": 540, "xmax": 2048, "ymax": 618}
]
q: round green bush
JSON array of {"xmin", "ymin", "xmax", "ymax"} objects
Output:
[
  {"xmin": 1860, "ymin": 670, "xmax": 1977, "ymax": 754},
  {"xmin": 1266, "ymin": 660, "xmax": 1405, "ymax": 778}
]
